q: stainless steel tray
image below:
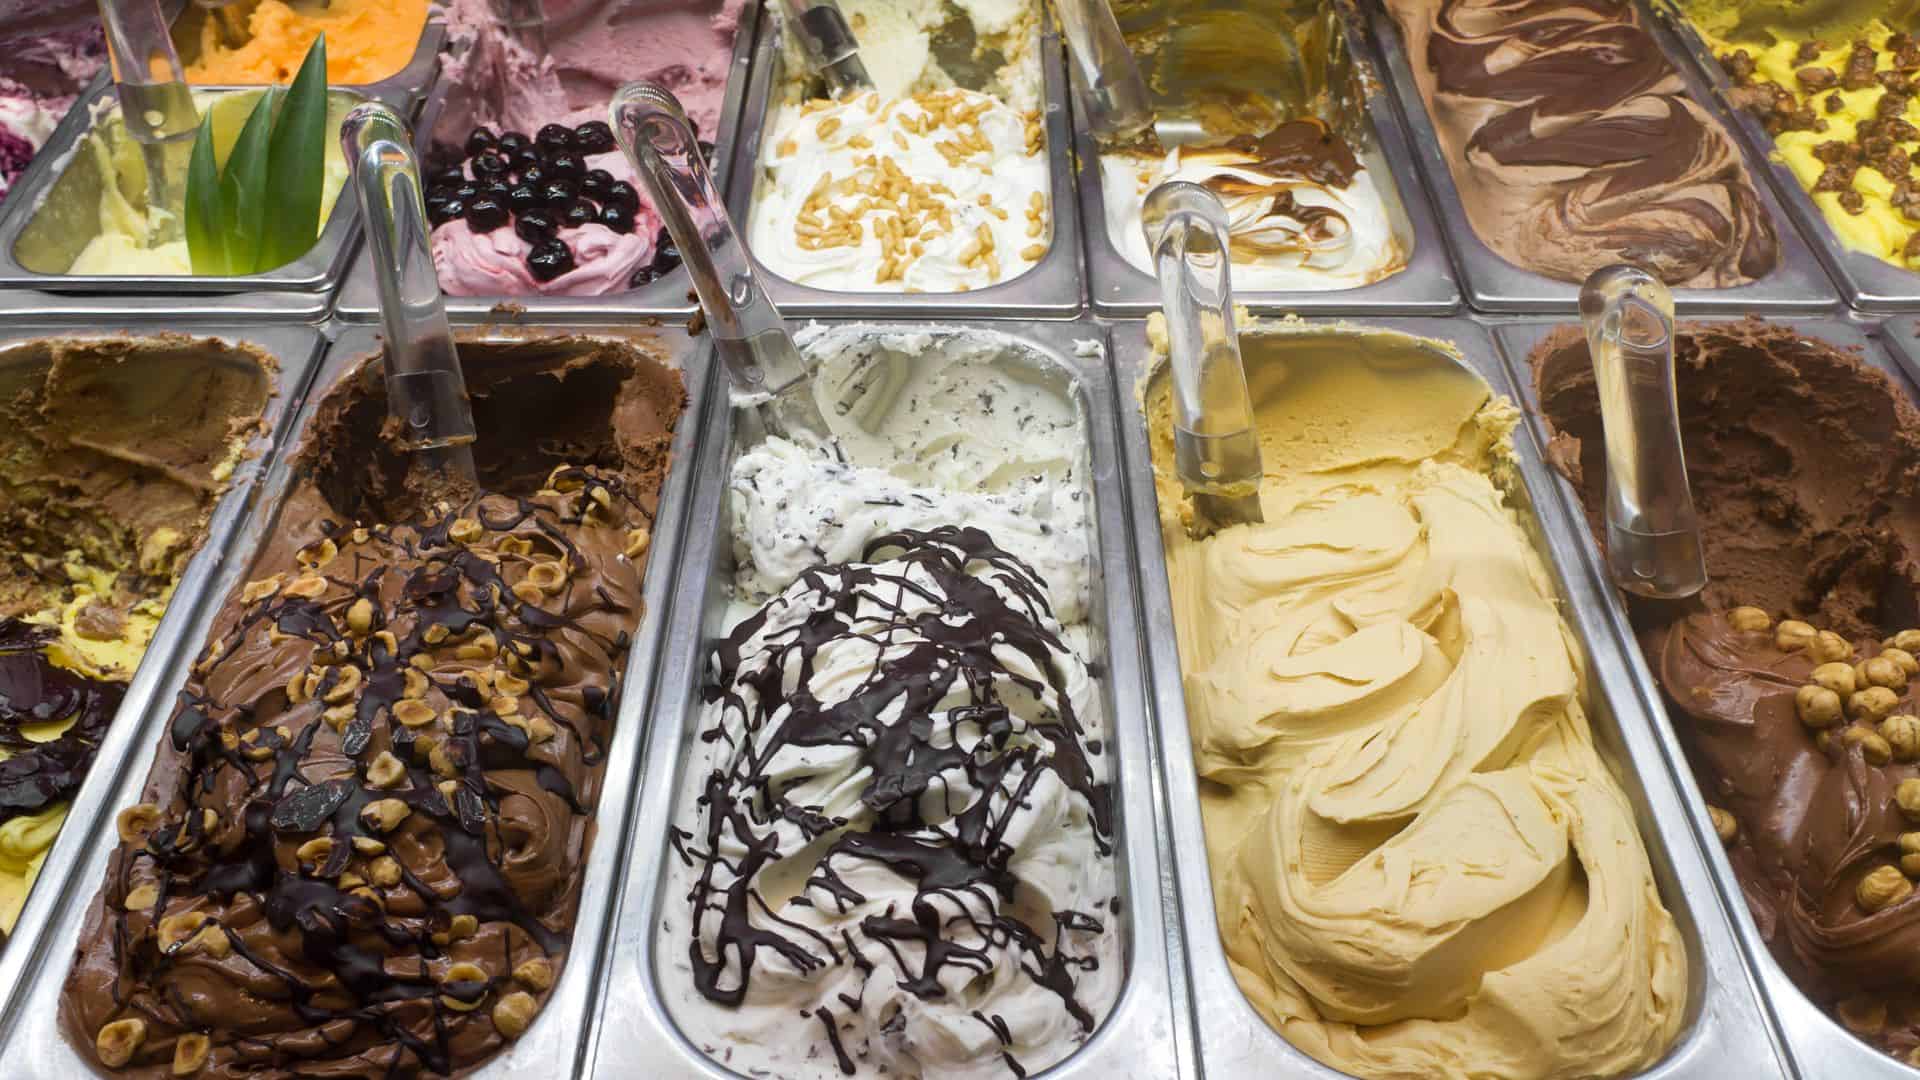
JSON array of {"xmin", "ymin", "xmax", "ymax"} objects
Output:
[
  {"xmin": 721, "ymin": 19, "xmax": 1086, "ymax": 319},
  {"xmin": 1491, "ymin": 315, "xmax": 1920, "ymax": 1080},
  {"xmin": 0, "ymin": 323, "xmax": 715, "ymax": 1080},
  {"xmin": 1654, "ymin": 6, "xmax": 1920, "ymax": 312},
  {"xmin": 333, "ymin": 1, "xmax": 761, "ymax": 325},
  {"xmin": 0, "ymin": 322, "xmax": 325, "ymax": 1031},
  {"xmin": 168, "ymin": 11, "xmax": 445, "ymax": 107},
  {"xmin": 1364, "ymin": 2, "xmax": 1838, "ymax": 314},
  {"xmin": 0, "ymin": 82, "xmax": 411, "ymax": 304},
  {"xmin": 582, "ymin": 320, "xmax": 1187, "ymax": 1079},
  {"xmin": 1077, "ymin": 12, "xmax": 1459, "ymax": 316},
  {"xmin": 1113, "ymin": 315, "xmax": 1791, "ymax": 1079},
  {"xmin": 1882, "ymin": 318, "xmax": 1920, "ymax": 387}
]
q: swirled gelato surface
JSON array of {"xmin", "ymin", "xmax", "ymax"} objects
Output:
[
  {"xmin": 1149, "ymin": 321, "xmax": 1687, "ymax": 1078},
  {"xmin": 59, "ymin": 335, "xmax": 687, "ymax": 1077},
  {"xmin": 0, "ymin": 335, "xmax": 269, "ymax": 938},
  {"xmin": 177, "ymin": 0, "xmax": 429, "ymax": 86},
  {"xmin": 1101, "ymin": 120, "xmax": 1406, "ymax": 290},
  {"xmin": 662, "ymin": 327, "xmax": 1120, "ymax": 1078},
  {"xmin": 1534, "ymin": 318, "xmax": 1920, "ymax": 1064},
  {"xmin": 0, "ymin": 1, "xmax": 102, "ymax": 208},
  {"xmin": 1384, "ymin": 0, "xmax": 1778, "ymax": 286}
]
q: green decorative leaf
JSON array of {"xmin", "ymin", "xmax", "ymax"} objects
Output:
[
  {"xmin": 181, "ymin": 34, "xmax": 331, "ymax": 276},
  {"xmin": 260, "ymin": 34, "xmax": 329, "ymax": 273},
  {"xmin": 220, "ymin": 85, "xmax": 277, "ymax": 275},
  {"xmin": 184, "ymin": 112, "xmax": 231, "ymax": 276}
]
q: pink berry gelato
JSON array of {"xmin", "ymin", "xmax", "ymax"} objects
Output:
[
  {"xmin": 0, "ymin": 1, "xmax": 104, "ymax": 207},
  {"xmin": 428, "ymin": 0, "xmax": 745, "ymax": 296}
]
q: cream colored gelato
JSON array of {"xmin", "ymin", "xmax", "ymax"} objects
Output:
[{"xmin": 1145, "ymin": 319, "xmax": 1687, "ymax": 1079}]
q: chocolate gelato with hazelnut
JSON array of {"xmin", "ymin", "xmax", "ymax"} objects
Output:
[
  {"xmin": 0, "ymin": 336, "xmax": 270, "ymax": 937},
  {"xmin": 58, "ymin": 335, "xmax": 687, "ymax": 1077},
  {"xmin": 1533, "ymin": 317, "xmax": 1920, "ymax": 1063}
]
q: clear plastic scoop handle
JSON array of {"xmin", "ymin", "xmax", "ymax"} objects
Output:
[
  {"xmin": 1054, "ymin": 0, "xmax": 1154, "ymax": 144},
  {"xmin": 1579, "ymin": 264, "xmax": 1707, "ymax": 600},
  {"xmin": 1143, "ymin": 181, "xmax": 1261, "ymax": 494},
  {"xmin": 341, "ymin": 102, "xmax": 478, "ymax": 467},
  {"xmin": 779, "ymin": 0, "xmax": 874, "ymax": 97},
  {"xmin": 98, "ymin": 0, "xmax": 196, "ymax": 144},
  {"xmin": 612, "ymin": 82, "xmax": 808, "ymax": 398}
]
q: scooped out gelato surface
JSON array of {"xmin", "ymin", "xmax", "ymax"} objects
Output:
[
  {"xmin": 425, "ymin": 0, "xmax": 746, "ymax": 296},
  {"xmin": 176, "ymin": 0, "xmax": 430, "ymax": 86},
  {"xmin": 1146, "ymin": 320, "xmax": 1687, "ymax": 1078},
  {"xmin": 0, "ymin": 334, "xmax": 271, "ymax": 937},
  {"xmin": 22, "ymin": 89, "xmax": 355, "ymax": 277},
  {"xmin": 59, "ymin": 334, "xmax": 689, "ymax": 1077}
]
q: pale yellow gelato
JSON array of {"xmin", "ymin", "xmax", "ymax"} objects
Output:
[
  {"xmin": 60, "ymin": 89, "xmax": 353, "ymax": 276},
  {"xmin": 1145, "ymin": 319, "xmax": 1687, "ymax": 1079},
  {"xmin": 1701, "ymin": 18, "xmax": 1920, "ymax": 269}
]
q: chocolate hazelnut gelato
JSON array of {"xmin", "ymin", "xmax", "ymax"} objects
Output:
[
  {"xmin": 1533, "ymin": 318, "xmax": 1920, "ymax": 1064},
  {"xmin": 58, "ymin": 335, "xmax": 687, "ymax": 1077},
  {"xmin": 1384, "ymin": 0, "xmax": 1779, "ymax": 287},
  {"xmin": 0, "ymin": 336, "xmax": 271, "ymax": 936}
]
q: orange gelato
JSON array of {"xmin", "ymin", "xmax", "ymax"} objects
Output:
[{"xmin": 183, "ymin": 0, "xmax": 429, "ymax": 85}]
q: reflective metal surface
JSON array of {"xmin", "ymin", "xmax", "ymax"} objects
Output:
[
  {"xmin": 721, "ymin": 19, "xmax": 1087, "ymax": 318},
  {"xmin": 0, "ymin": 322, "xmax": 324, "ymax": 1032},
  {"xmin": 1077, "ymin": 8, "xmax": 1460, "ymax": 316},
  {"xmin": 1655, "ymin": 5, "xmax": 1920, "ymax": 313},
  {"xmin": 1493, "ymin": 315, "xmax": 1920, "ymax": 1080},
  {"xmin": 0, "ymin": 323, "xmax": 713, "ymax": 1080},
  {"xmin": 1364, "ymin": 1, "xmax": 1839, "ymax": 314},
  {"xmin": 1113, "ymin": 315, "xmax": 1792, "ymax": 1079},
  {"xmin": 333, "ymin": 1, "xmax": 761, "ymax": 324},
  {"xmin": 582, "ymin": 319, "xmax": 1186, "ymax": 1079}
]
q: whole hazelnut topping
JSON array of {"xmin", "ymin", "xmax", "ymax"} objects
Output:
[
  {"xmin": 95, "ymin": 1018, "xmax": 147, "ymax": 1068},
  {"xmin": 1811, "ymin": 662, "xmax": 1859, "ymax": 696},
  {"xmin": 1813, "ymin": 630, "xmax": 1856, "ymax": 663},
  {"xmin": 1864, "ymin": 656, "xmax": 1910, "ymax": 692},
  {"xmin": 1797, "ymin": 684, "xmax": 1845, "ymax": 728},
  {"xmin": 1891, "ymin": 629, "xmax": 1920, "ymax": 653},
  {"xmin": 360, "ymin": 798, "xmax": 410, "ymax": 833},
  {"xmin": 1881, "ymin": 715, "xmax": 1920, "ymax": 761},
  {"xmin": 1777, "ymin": 620, "xmax": 1819, "ymax": 652},
  {"xmin": 1884, "ymin": 647, "xmax": 1920, "ymax": 676},
  {"xmin": 1838, "ymin": 995, "xmax": 1888, "ymax": 1035},
  {"xmin": 1897, "ymin": 778, "xmax": 1920, "ymax": 820},
  {"xmin": 1858, "ymin": 864, "xmax": 1913, "ymax": 911},
  {"xmin": 1851, "ymin": 686, "xmax": 1902, "ymax": 724},
  {"xmin": 366, "ymin": 751, "xmax": 407, "ymax": 789},
  {"xmin": 1707, "ymin": 806, "xmax": 1738, "ymax": 843},
  {"xmin": 514, "ymin": 957, "xmax": 554, "ymax": 991},
  {"xmin": 116, "ymin": 803, "xmax": 162, "ymax": 845},
  {"xmin": 493, "ymin": 990, "xmax": 540, "ymax": 1040}
]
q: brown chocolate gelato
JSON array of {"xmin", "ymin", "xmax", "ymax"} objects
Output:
[
  {"xmin": 58, "ymin": 334, "xmax": 687, "ymax": 1078},
  {"xmin": 1384, "ymin": 0, "xmax": 1779, "ymax": 287},
  {"xmin": 0, "ymin": 335, "xmax": 271, "ymax": 937},
  {"xmin": 1533, "ymin": 318, "xmax": 1920, "ymax": 1063}
]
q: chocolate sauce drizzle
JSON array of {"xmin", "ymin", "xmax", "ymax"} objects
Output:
[
  {"xmin": 0, "ymin": 619, "xmax": 125, "ymax": 819},
  {"xmin": 683, "ymin": 526, "xmax": 1114, "ymax": 1077},
  {"xmin": 69, "ymin": 465, "xmax": 652, "ymax": 1076}
]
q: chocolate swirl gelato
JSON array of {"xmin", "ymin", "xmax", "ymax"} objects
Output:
[
  {"xmin": 58, "ymin": 336, "xmax": 686, "ymax": 1078},
  {"xmin": 1533, "ymin": 318, "xmax": 1920, "ymax": 1063},
  {"xmin": 1385, "ymin": 0, "xmax": 1778, "ymax": 286}
]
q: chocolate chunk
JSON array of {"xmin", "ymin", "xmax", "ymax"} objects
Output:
[{"xmin": 269, "ymin": 778, "xmax": 354, "ymax": 833}]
